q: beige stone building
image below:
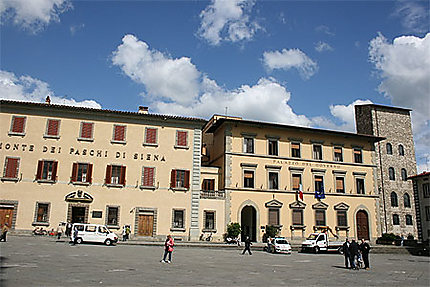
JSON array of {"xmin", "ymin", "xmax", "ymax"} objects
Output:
[{"xmin": 408, "ymin": 172, "xmax": 430, "ymax": 242}]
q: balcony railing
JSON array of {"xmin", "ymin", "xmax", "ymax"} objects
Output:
[{"xmin": 200, "ymin": 190, "xmax": 225, "ymax": 199}]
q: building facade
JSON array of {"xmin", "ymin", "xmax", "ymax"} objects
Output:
[
  {"xmin": 408, "ymin": 172, "xmax": 430, "ymax": 242},
  {"xmin": 355, "ymin": 104, "xmax": 418, "ymax": 238},
  {"xmin": 203, "ymin": 115, "xmax": 383, "ymax": 242}
]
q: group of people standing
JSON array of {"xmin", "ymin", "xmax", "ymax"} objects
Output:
[{"xmin": 342, "ymin": 238, "xmax": 371, "ymax": 270}]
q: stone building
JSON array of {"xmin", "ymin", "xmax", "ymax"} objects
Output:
[
  {"xmin": 355, "ymin": 104, "xmax": 418, "ymax": 237},
  {"xmin": 408, "ymin": 172, "xmax": 430, "ymax": 242}
]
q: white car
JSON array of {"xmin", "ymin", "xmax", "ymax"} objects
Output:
[
  {"xmin": 71, "ymin": 223, "xmax": 118, "ymax": 246},
  {"xmin": 271, "ymin": 237, "xmax": 292, "ymax": 254}
]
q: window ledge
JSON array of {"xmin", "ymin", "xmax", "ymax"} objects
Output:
[
  {"xmin": 174, "ymin": 145, "xmax": 189, "ymax": 150},
  {"xmin": 170, "ymin": 227, "xmax": 186, "ymax": 232},
  {"xmin": 77, "ymin": 137, "xmax": 94, "ymax": 142},
  {"xmin": 335, "ymin": 226, "xmax": 350, "ymax": 231},
  {"xmin": 1, "ymin": 177, "xmax": 19, "ymax": 182},
  {"xmin": 140, "ymin": 185, "xmax": 156, "ymax": 190},
  {"xmin": 106, "ymin": 225, "xmax": 120, "ymax": 230},
  {"xmin": 43, "ymin": 135, "xmax": 60, "ymax": 139},
  {"xmin": 32, "ymin": 222, "xmax": 49, "ymax": 226},
  {"xmin": 71, "ymin": 181, "xmax": 91, "ymax": 186},
  {"xmin": 171, "ymin": 187, "xmax": 188, "ymax": 192},
  {"xmin": 106, "ymin": 184, "xmax": 124, "ymax": 188},
  {"xmin": 37, "ymin": 179, "xmax": 56, "ymax": 184},
  {"xmin": 143, "ymin": 142, "xmax": 158, "ymax": 147},
  {"xmin": 202, "ymin": 229, "xmax": 217, "ymax": 233},
  {"xmin": 290, "ymin": 225, "xmax": 306, "ymax": 230},
  {"xmin": 110, "ymin": 140, "xmax": 126, "ymax": 145},
  {"xmin": 8, "ymin": 132, "xmax": 25, "ymax": 137}
]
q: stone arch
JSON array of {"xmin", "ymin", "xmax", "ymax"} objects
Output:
[{"xmin": 238, "ymin": 200, "xmax": 260, "ymax": 242}]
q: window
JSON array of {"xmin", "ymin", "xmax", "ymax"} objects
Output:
[
  {"xmin": 144, "ymin": 128, "xmax": 157, "ymax": 145},
  {"xmin": 423, "ymin": 183, "xmax": 430, "ymax": 198},
  {"xmin": 336, "ymin": 177, "xmax": 345, "ymax": 193},
  {"xmin": 391, "ymin": 192, "xmax": 398, "ymax": 207},
  {"xmin": 204, "ymin": 211, "xmax": 215, "ymax": 230},
  {"xmin": 334, "ymin": 146, "xmax": 343, "ymax": 162},
  {"xmin": 176, "ymin": 130, "xmax": 188, "ymax": 147},
  {"xmin": 268, "ymin": 139, "xmax": 278, "ymax": 156},
  {"xmin": 45, "ymin": 119, "xmax": 60, "ymax": 137},
  {"xmin": 92, "ymin": 211, "xmax": 102, "ymax": 218},
  {"xmin": 356, "ymin": 178, "xmax": 365, "ymax": 194},
  {"xmin": 36, "ymin": 160, "xmax": 58, "ymax": 181},
  {"xmin": 9, "ymin": 116, "xmax": 26, "ymax": 135},
  {"xmin": 292, "ymin": 209, "xmax": 303, "ymax": 225},
  {"xmin": 141, "ymin": 167, "xmax": 155, "ymax": 188},
  {"xmin": 314, "ymin": 176, "xmax": 324, "ymax": 192},
  {"xmin": 315, "ymin": 210, "xmax": 326, "ymax": 226},
  {"xmin": 403, "ymin": 193, "xmax": 411, "ymax": 208},
  {"xmin": 292, "ymin": 174, "xmax": 302, "ymax": 191},
  {"xmin": 105, "ymin": 165, "xmax": 126, "ymax": 186},
  {"xmin": 337, "ymin": 210, "xmax": 347, "ymax": 227},
  {"xmin": 268, "ymin": 172, "xmax": 279, "ymax": 190},
  {"xmin": 426, "ymin": 206, "xmax": 430, "ymax": 221},
  {"xmin": 244, "ymin": 170, "xmax": 254, "ymax": 188},
  {"xmin": 386, "ymin": 143, "xmax": 392, "ymax": 155},
  {"xmin": 79, "ymin": 122, "xmax": 94, "ymax": 140},
  {"xmin": 35, "ymin": 203, "xmax": 50, "ymax": 223},
  {"xmin": 170, "ymin": 169, "xmax": 190, "ymax": 189},
  {"xmin": 112, "ymin": 125, "xmax": 126, "ymax": 143},
  {"xmin": 106, "ymin": 206, "xmax": 119, "ymax": 226},
  {"xmin": 85, "ymin": 225, "xmax": 97, "ymax": 232},
  {"xmin": 202, "ymin": 179, "xmax": 215, "ymax": 191},
  {"xmin": 291, "ymin": 143, "xmax": 301, "ymax": 158},
  {"xmin": 268, "ymin": 208, "xmax": 280, "ymax": 226},
  {"xmin": 354, "ymin": 148, "xmax": 363, "ymax": 163},
  {"xmin": 388, "ymin": 167, "xmax": 395, "ymax": 180},
  {"xmin": 401, "ymin": 169, "xmax": 407, "ymax": 181},
  {"xmin": 243, "ymin": 137, "xmax": 254, "ymax": 153},
  {"xmin": 399, "ymin": 144, "xmax": 404, "ymax": 156},
  {"xmin": 392, "ymin": 214, "xmax": 400, "ymax": 225},
  {"xmin": 313, "ymin": 145, "xmax": 322, "ymax": 160},
  {"xmin": 71, "ymin": 163, "xmax": 93, "ymax": 184},
  {"xmin": 405, "ymin": 215, "xmax": 413, "ymax": 225},
  {"xmin": 172, "ymin": 210, "xmax": 184, "ymax": 229},
  {"xmin": 3, "ymin": 157, "xmax": 20, "ymax": 179}
]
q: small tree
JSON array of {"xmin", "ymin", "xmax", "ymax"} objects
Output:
[
  {"xmin": 224, "ymin": 223, "xmax": 241, "ymax": 240},
  {"xmin": 265, "ymin": 225, "xmax": 279, "ymax": 238}
]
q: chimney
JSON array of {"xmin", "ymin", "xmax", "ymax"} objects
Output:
[
  {"xmin": 138, "ymin": 106, "xmax": 149, "ymax": 114},
  {"xmin": 45, "ymin": 96, "xmax": 51, "ymax": 105}
]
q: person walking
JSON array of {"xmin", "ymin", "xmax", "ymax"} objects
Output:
[
  {"xmin": 125, "ymin": 225, "xmax": 131, "ymax": 241},
  {"xmin": 65, "ymin": 222, "xmax": 72, "ymax": 237},
  {"xmin": 71, "ymin": 226, "xmax": 79, "ymax": 246},
  {"xmin": 0, "ymin": 223, "xmax": 9, "ymax": 242},
  {"xmin": 242, "ymin": 236, "xmax": 252, "ymax": 255},
  {"xmin": 161, "ymin": 235, "xmax": 174, "ymax": 263},
  {"xmin": 56, "ymin": 224, "xmax": 63, "ymax": 240},
  {"xmin": 122, "ymin": 226, "xmax": 127, "ymax": 242},
  {"xmin": 342, "ymin": 238, "xmax": 351, "ymax": 269},
  {"xmin": 349, "ymin": 239, "xmax": 359, "ymax": 270},
  {"xmin": 359, "ymin": 238, "xmax": 371, "ymax": 270}
]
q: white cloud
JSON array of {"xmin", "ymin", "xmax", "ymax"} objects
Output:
[
  {"xmin": 0, "ymin": 70, "xmax": 101, "ymax": 108},
  {"xmin": 0, "ymin": 0, "xmax": 71, "ymax": 32},
  {"xmin": 315, "ymin": 25, "xmax": 335, "ymax": 36},
  {"xmin": 315, "ymin": 41, "xmax": 333, "ymax": 52},
  {"xmin": 70, "ymin": 23, "xmax": 84, "ymax": 36},
  {"xmin": 262, "ymin": 48, "xmax": 318, "ymax": 80},
  {"xmin": 393, "ymin": 0, "xmax": 429, "ymax": 33},
  {"xmin": 197, "ymin": 0, "xmax": 261, "ymax": 45},
  {"xmin": 369, "ymin": 32, "xmax": 430, "ymax": 173}
]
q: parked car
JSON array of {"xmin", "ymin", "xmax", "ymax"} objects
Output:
[
  {"xmin": 71, "ymin": 223, "xmax": 118, "ymax": 246},
  {"xmin": 267, "ymin": 237, "xmax": 292, "ymax": 254},
  {"xmin": 301, "ymin": 232, "xmax": 343, "ymax": 254},
  {"xmin": 410, "ymin": 243, "xmax": 429, "ymax": 256}
]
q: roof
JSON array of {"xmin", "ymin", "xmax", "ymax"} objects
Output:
[
  {"xmin": 0, "ymin": 100, "xmax": 207, "ymax": 126},
  {"xmin": 356, "ymin": 103, "xmax": 412, "ymax": 112},
  {"xmin": 204, "ymin": 116, "xmax": 384, "ymax": 142},
  {"xmin": 408, "ymin": 171, "xmax": 430, "ymax": 179}
]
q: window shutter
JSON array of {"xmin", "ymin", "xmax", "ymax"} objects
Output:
[
  {"xmin": 170, "ymin": 170, "xmax": 176, "ymax": 188},
  {"xmin": 87, "ymin": 164, "xmax": 93, "ymax": 183},
  {"xmin": 268, "ymin": 209, "xmax": 279, "ymax": 225},
  {"xmin": 113, "ymin": 125, "xmax": 125, "ymax": 141},
  {"xmin": 291, "ymin": 143, "xmax": 300, "ymax": 149},
  {"xmin": 184, "ymin": 170, "xmax": 190, "ymax": 189},
  {"xmin": 292, "ymin": 210, "xmax": 302, "ymax": 225},
  {"xmin": 293, "ymin": 175, "xmax": 301, "ymax": 190},
  {"xmin": 81, "ymin": 122, "xmax": 93, "ymax": 139},
  {"xmin": 145, "ymin": 128, "xmax": 157, "ymax": 144},
  {"xmin": 177, "ymin": 131, "xmax": 187, "ymax": 146},
  {"xmin": 143, "ymin": 167, "xmax": 154, "ymax": 187},
  {"xmin": 5, "ymin": 158, "xmax": 19, "ymax": 178},
  {"xmin": 244, "ymin": 171, "xmax": 253, "ymax": 178},
  {"xmin": 120, "ymin": 166, "xmax": 126, "ymax": 186},
  {"xmin": 336, "ymin": 178, "xmax": 344, "ymax": 190},
  {"xmin": 71, "ymin": 163, "xmax": 78, "ymax": 182},
  {"xmin": 36, "ymin": 160, "xmax": 44, "ymax": 180},
  {"xmin": 12, "ymin": 116, "xmax": 26, "ymax": 133},
  {"xmin": 47, "ymin": 119, "xmax": 60, "ymax": 136},
  {"xmin": 105, "ymin": 165, "xmax": 112, "ymax": 184},
  {"xmin": 51, "ymin": 161, "xmax": 58, "ymax": 181}
]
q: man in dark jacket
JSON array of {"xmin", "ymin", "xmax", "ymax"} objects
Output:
[
  {"xmin": 342, "ymin": 238, "xmax": 351, "ymax": 269},
  {"xmin": 349, "ymin": 239, "xmax": 359, "ymax": 269},
  {"xmin": 242, "ymin": 236, "xmax": 252, "ymax": 255},
  {"xmin": 359, "ymin": 239, "xmax": 371, "ymax": 270}
]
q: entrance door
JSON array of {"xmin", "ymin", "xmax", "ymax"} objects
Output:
[
  {"xmin": 138, "ymin": 214, "xmax": 154, "ymax": 236},
  {"xmin": 241, "ymin": 206, "xmax": 257, "ymax": 242},
  {"xmin": 0, "ymin": 206, "xmax": 14, "ymax": 228},
  {"xmin": 356, "ymin": 210, "xmax": 370, "ymax": 240},
  {"xmin": 71, "ymin": 207, "xmax": 86, "ymax": 223}
]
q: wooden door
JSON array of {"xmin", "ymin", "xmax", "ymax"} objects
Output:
[
  {"xmin": 138, "ymin": 214, "xmax": 154, "ymax": 236},
  {"xmin": 0, "ymin": 206, "xmax": 14, "ymax": 228},
  {"xmin": 356, "ymin": 210, "xmax": 369, "ymax": 240}
]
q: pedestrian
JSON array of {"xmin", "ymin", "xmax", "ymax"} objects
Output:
[
  {"xmin": 126, "ymin": 225, "xmax": 131, "ymax": 241},
  {"xmin": 342, "ymin": 238, "xmax": 351, "ymax": 269},
  {"xmin": 56, "ymin": 224, "xmax": 63, "ymax": 240},
  {"xmin": 242, "ymin": 236, "xmax": 252, "ymax": 255},
  {"xmin": 0, "ymin": 223, "xmax": 9, "ymax": 242},
  {"xmin": 122, "ymin": 226, "xmax": 127, "ymax": 242},
  {"xmin": 349, "ymin": 239, "xmax": 359, "ymax": 270},
  {"xmin": 65, "ymin": 222, "xmax": 72, "ymax": 237},
  {"xmin": 71, "ymin": 226, "xmax": 79, "ymax": 245},
  {"xmin": 161, "ymin": 235, "xmax": 174, "ymax": 263},
  {"xmin": 359, "ymin": 238, "xmax": 371, "ymax": 270},
  {"xmin": 400, "ymin": 234, "xmax": 404, "ymax": 246},
  {"xmin": 237, "ymin": 233, "xmax": 241, "ymax": 246}
]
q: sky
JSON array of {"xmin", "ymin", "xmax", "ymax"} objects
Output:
[{"xmin": 0, "ymin": 0, "xmax": 429, "ymax": 172}]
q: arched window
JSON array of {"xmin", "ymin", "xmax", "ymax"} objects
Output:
[
  {"xmin": 386, "ymin": 143, "xmax": 393, "ymax": 155},
  {"xmin": 391, "ymin": 192, "xmax": 398, "ymax": 207},
  {"xmin": 401, "ymin": 168, "xmax": 407, "ymax": 181},
  {"xmin": 389, "ymin": 167, "xmax": 395, "ymax": 180},
  {"xmin": 393, "ymin": 214, "xmax": 400, "ymax": 225},
  {"xmin": 399, "ymin": 144, "xmax": 404, "ymax": 156},
  {"xmin": 404, "ymin": 193, "xmax": 411, "ymax": 208},
  {"xmin": 405, "ymin": 215, "xmax": 413, "ymax": 225}
]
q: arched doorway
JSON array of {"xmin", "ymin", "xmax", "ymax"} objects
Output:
[
  {"xmin": 356, "ymin": 210, "xmax": 369, "ymax": 240},
  {"xmin": 241, "ymin": 206, "xmax": 257, "ymax": 242}
]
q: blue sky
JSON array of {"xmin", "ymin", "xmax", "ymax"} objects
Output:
[{"xmin": 0, "ymin": 0, "xmax": 429, "ymax": 171}]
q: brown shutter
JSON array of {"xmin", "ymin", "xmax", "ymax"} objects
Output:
[
  {"xmin": 177, "ymin": 131, "xmax": 187, "ymax": 146},
  {"xmin": 244, "ymin": 171, "xmax": 253, "ymax": 178},
  {"xmin": 5, "ymin": 158, "xmax": 19, "ymax": 178},
  {"xmin": 292, "ymin": 210, "xmax": 303, "ymax": 225},
  {"xmin": 145, "ymin": 128, "xmax": 157, "ymax": 144},
  {"xmin": 71, "ymin": 163, "xmax": 78, "ymax": 182},
  {"xmin": 47, "ymin": 119, "xmax": 59, "ymax": 136},
  {"xmin": 12, "ymin": 116, "xmax": 26, "ymax": 133},
  {"xmin": 293, "ymin": 175, "xmax": 301, "ymax": 190},
  {"xmin": 87, "ymin": 164, "xmax": 93, "ymax": 183},
  {"xmin": 268, "ymin": 209, "xmax": 279, "ymax": 225},
  {"xmin": 36, "ymin": 160, "xmax": 44, "ymax": 180},
  {"xmin": 120, "ymin": 166, "xmax": 126, "ymax": 186},
  {"xmin": 81, "ymin": 122, "xmax": 93, "ymax": 139},
  {"xmin": 291, "ymin": 143, "xmax": 300, "ymax": 149},
  {"xmin": 336, "ymin": 178, "xmax": 344, "ymax": 190},
  {"xmin": 51, "ymin": 161, "xmax": 58, "ymax": 181},
  {"xmin": 184, "ymin": 170, "xmax": 190, "ymax": 189},
  {"xmin": 114, "ymin": 125, "xmax": 125, "ymax": 141},
  {"xmin": 143, "ymin": 167, "xmax": 154, "ymax": 186},
  {"xmin": 105, "ymin": 165, "xmax": 112, "ymax": 184},
  {"xmin": 170, "ymin": 170, "xmax": 176, "ymax": 188}
]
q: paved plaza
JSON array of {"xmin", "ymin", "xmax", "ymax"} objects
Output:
[{"xmin": 1, "ymin": 236, "xmax": 429, "ymax": 286}]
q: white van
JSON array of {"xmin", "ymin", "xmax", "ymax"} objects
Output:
[{"xmin": 71, "ymin": 223, "xmax": 118, "ymax": 246}]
